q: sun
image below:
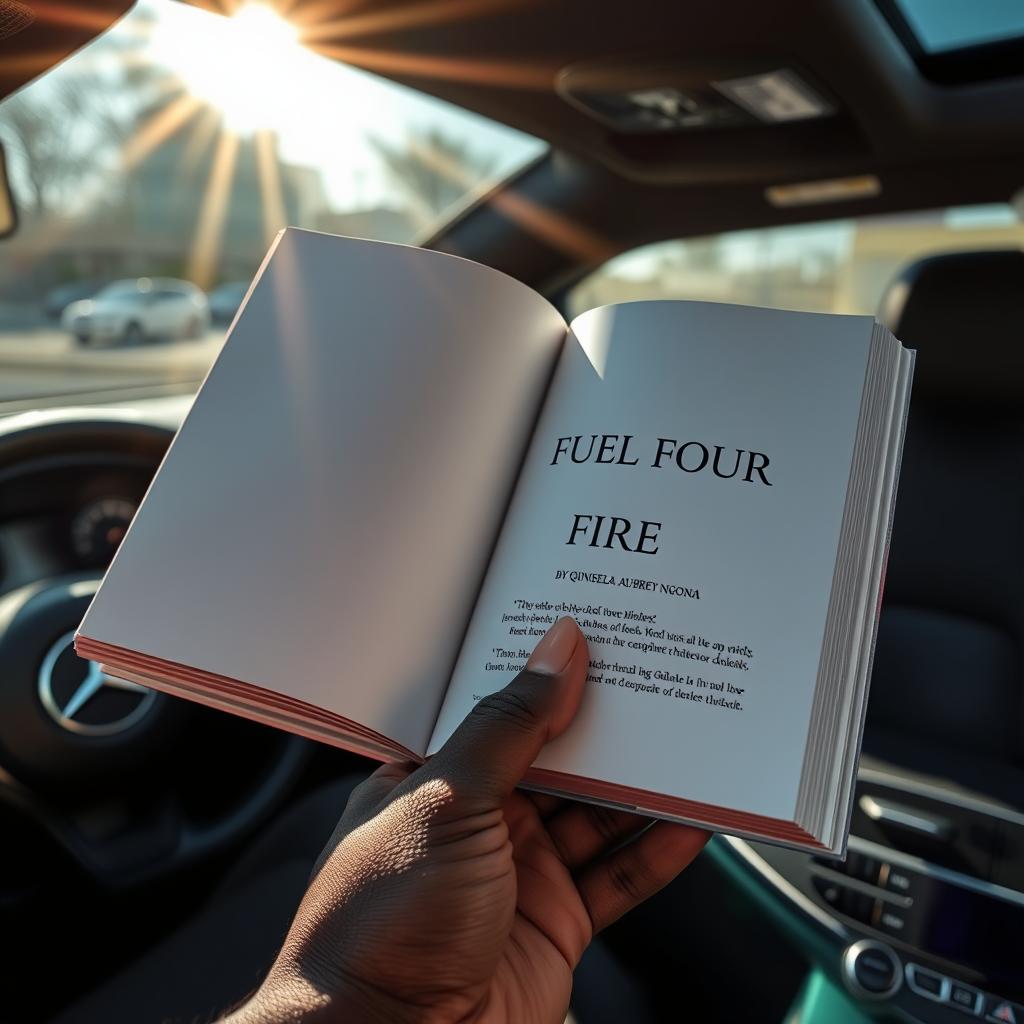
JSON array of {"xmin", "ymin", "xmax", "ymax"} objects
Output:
[{"xmin": 149, "ymin": 1, "xmax": 312, "ymax": 135}]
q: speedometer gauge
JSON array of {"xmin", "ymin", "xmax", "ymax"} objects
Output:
[{"xmin": 71, "ymin": 497, "xmax": 138, "ymax": 566}]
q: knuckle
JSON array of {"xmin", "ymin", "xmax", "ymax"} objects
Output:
[
  {"xmin": 471, "ymin": 687, "xmax": 542, "ymax": 733},
  {"xmin": 608, "ymin": 858, "xmax": 646, "ymax": 903}
]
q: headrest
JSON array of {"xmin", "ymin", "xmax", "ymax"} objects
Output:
[{"xmin": 878, "ymin": 249, "xmax": 1024, "ymax": 407}]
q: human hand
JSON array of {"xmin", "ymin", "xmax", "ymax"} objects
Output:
[{"xmin": 229, "ymin": 616, "xmax": 708, "ymax": 1024}]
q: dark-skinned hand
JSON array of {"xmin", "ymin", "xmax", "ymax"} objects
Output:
[{"xmin": 227, "ymin": 616, "xmax": 708, "ymax": 1024}]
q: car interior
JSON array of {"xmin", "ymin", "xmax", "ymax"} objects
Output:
[{"xmin": 1, "ymin": 0, "xmax": 1023, "ymax": 1021}]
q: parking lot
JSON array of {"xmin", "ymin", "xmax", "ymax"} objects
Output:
[{"xmin": 0, "ymin": 326, "xmax": 225, "ymax": 404}]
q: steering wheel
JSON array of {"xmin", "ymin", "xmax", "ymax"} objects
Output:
[{"xmin": 0, "ymin": 414, "xmax": 310, "ymax": 887}]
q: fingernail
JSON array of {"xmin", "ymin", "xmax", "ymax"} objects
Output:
[{"xmin": 526, "ymin": 616, "xmax": 580, "ymax": 676}]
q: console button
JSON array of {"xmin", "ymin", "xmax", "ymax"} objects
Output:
[
  {"xmin": 879, "ymin": 862, "xmax": 914, "ymax": 894},
  {"xmin": 906, "ymin": 963, "xmax": 946, "ymax": 1001},
  {"xmin": 843, "ymin": 941, "xmax": 901, "ymax": 999},
  {"xmin": 949, "ymin": 982, "xmax": 982, "ymax": 1014},
  {"xmin": 985, "ymin": 997, "xmax": 1022, "ymax": 1024},
  {"xmin": 855, "ymin": 952, "xmax": 897, "ymax": 993},
  {"xmin": 876, "ymin": 905, "xmax": 909, "ymax": 935}
]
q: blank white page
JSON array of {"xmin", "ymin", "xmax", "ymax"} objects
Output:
[{"xmin": 79, "ymin": 230, "xmax": 567, "ymax": 753}]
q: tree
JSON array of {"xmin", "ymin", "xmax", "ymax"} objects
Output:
[
  {"xmin": 0, "ymin": 5, "xmax": 167, "ymax": 221},
  {"xmin": 0, "ymin": 83, "xmax": 95, "ymax": 218}
]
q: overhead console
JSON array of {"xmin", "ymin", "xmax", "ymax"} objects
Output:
[
  {"xmin": 552, "ymin": 58, "xmax": 869, "ymax": 187},
  {"xmin": 300, "ymin": 0, "xmax": 1024, "ymax": 189}
]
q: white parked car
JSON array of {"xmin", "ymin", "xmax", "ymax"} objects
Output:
[{"xmin": 61, "ymin": 278, "xmax": 211, "ymax": 346}]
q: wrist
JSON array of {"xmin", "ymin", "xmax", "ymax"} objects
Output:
[
  {"xmin": 222, "ymin": 967, "xmax": 447, "ymax": 1024},
  {"xmin": 220, "ymin": 973, "xmax": 333, "ymax": 1024}
]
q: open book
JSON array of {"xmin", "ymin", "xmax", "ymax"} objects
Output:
[{"xmin": 76, "ymin": 229, "xmax": 914, "ymax": 855}]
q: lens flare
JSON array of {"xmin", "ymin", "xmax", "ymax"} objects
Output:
[{"xmin": 150, "ymin": 2, "xmax": 306, "ymax": 135}]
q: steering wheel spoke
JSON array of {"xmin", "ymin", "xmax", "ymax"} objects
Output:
[{"xmin": 0, "ymin": 563, "xmax": 311, "ymax": 888}]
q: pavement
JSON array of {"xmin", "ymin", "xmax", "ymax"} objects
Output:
[{"xmin": 0, "ymin": 327, "xmax": 226, "ymax": 404}]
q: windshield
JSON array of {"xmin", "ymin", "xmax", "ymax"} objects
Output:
[
  {"xmin": 569, "ymin": 204, "xmax": 1024, "ymax": 318},
  {"xmin": 0, "ymin": 0, "xmax": 545, "ymax": 408}
]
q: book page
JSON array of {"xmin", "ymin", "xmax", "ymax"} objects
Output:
[
  {"xmin": 429, "ymin": 300, "xmax": 874, "ymax": 820},
  {"xmin": 79, "ymin": 230, "xmax": 566, "ymax": 754}
]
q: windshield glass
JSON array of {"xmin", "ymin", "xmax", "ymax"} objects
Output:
[
  {"xmin": 0, "ymin": 0, "xmax": 545, "ymax": 408},
  {"xmin": 569, "ymin": 204, "xmax": 1024, "ymax": 318}
]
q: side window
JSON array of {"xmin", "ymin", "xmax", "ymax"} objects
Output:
[{"xmin": 567, "ymin": 205, "xmax": 1024, "ymax": 319}]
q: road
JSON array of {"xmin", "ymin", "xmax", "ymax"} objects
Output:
[{"xmin": 0, "ymin": 327, "xmax": 226, "ymax": 404}]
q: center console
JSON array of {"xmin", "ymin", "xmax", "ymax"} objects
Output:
[{"xmin": 732, "ymin": 765, "xmax": 1024, "ymax": 1022}]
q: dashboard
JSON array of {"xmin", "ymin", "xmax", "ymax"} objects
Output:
[
  {"xmin": 0, "ymin": 401, "xmax": 186, "ymax": 595},
  {"xmin": 730, "ymin": 763, "xmax": 1024, "ymax": 1021},
  {"xmin": 0, "ymin": 396, "xmax": 313, "ymax": 891},
  {"xmin": 1, "ymin": 469, "xmax": 148, "ymax": 589},
  {"xmin": 0, "ymin": 395, "xmax": 1020, "ymax": 1024}
]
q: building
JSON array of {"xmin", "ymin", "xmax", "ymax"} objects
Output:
[{"xmin": 0, "ymin": 106, "xmax": 333, "ymax": 299}]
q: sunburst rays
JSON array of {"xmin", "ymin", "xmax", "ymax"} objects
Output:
[
  {"xmin": 11, "ymin": 0, "xmax": 605, "ymax": 291},
  {"xmin": 120, "ymin": 93, "xmax": 203, "ymax": 169},
  {"xmin": 294, "ymin": 0, "xmax": 540, "ymax": 44},
  {"xmin": 310, "ymin": 44, "xmax": 557, "ymax": 90},
  {"xmin": 380, "ymin": 124, "xmax": 614, "ymax": 263},
  {"xmin": 186, "ymin": 131, "xmax": 240, "ymax": 288},
  {"xmin": 255, "ymin": 129, "xmax": 288, "ymax": 246}
]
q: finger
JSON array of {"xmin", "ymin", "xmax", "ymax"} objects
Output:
[
  {"xmin": 576, "ymin": 822, "xmax": 709, "ymax": 933},
  {"xmin": 426, "ymin": 617, "xmax": 588, "ymax": 808},
  {"xmin": 546, "ymin": 801, "xmax": 651, "ymax": 869}
]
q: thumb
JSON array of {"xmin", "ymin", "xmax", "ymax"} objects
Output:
[{"xmin": 426, "ymin": 616, "xmax": 588, "ymax": 807}]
